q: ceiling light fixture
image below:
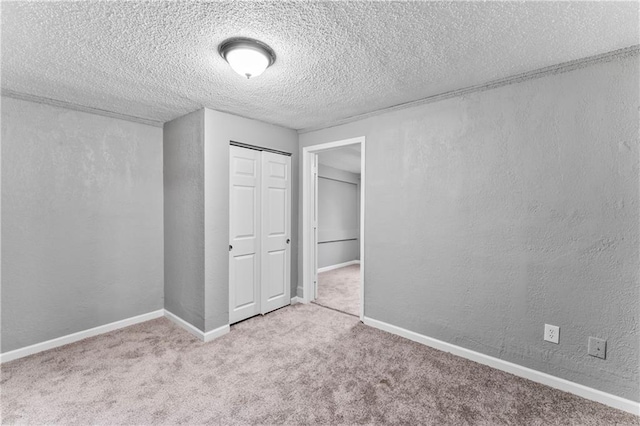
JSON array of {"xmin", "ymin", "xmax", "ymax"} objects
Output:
[{"xmin": 218, "ymin": 37, "xmax": 276, "ymax": 79}]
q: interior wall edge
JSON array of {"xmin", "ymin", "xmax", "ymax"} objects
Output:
[
  {"xmin": 163, "ymin": 109, "xmax": 207, "ymax": 333},
  {"xmin": 298, "ymin": 45, "xmax": 640, "ymax": 135},
  {"xmin": 164, "ymin": 309, "xmax": 230, "ymax": 342}
]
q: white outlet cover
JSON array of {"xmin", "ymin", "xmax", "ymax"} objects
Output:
[{"xmin": 544, "ymin": 324, "xmax": 560, "ymax": 344}]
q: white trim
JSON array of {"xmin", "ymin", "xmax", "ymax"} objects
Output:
[
  {"xmin": 0, "ymin": 309, "xmax": 165, "ymax": 363},
  {"xmin": 302, "ymin": 136, "xmax": 366, "ymax": 321},
  {"xmin": 164, "ymin": 310, "xmax": 229, "ymax": 343},
  {"xmin": 164, "ymin": 310, "xmax": 205, "ymax": 340},
  {"xmin": 301, "ymin": 146, "xmax": 313, "ymax": 304},
  {"xmin": 317, "ymin": 260, "xmax": 360, "ymax": 273},
  {"xmin": 290, "ymin": 296, "xmax": 302, "ymax": 305},
  {"xmin": 305, "ymin": 136, "xmax": 365, "ymax": 152},
  {"xmin": 363, "ymin": 316, "xmax": 640, "ymax": 416},
  {"xmin": 1, "ymin": 309, "xmax": 232, "ymax": 364},
  {"xmin": 203, "ymin": 323, "xmax": 231, "ymax": 343},
  {"xmin": 359, "ymin": 140, "xmax": 365, "ymax": 321}
]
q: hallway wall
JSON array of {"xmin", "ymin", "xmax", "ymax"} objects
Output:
[{"xmin": 317, "ymin": 164, "xmax": 360, "ymax": 269}]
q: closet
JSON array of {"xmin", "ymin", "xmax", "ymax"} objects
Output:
[{"xmin": 229, "ymin": 144, "xmax": 291, "ymax": 324}]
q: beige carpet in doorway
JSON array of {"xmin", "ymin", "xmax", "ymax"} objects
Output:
[
  {"xmin": 314, "ymin": 264, "xmax": 360, "ymax": 316},
  {"xmin": 2, "ymin": 303, "xmax": 637, "ymax": 425}
]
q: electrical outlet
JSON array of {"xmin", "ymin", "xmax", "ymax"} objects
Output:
[
  {"xmin": 588, "ymin": 337, "xmax": 606, "ymax": 359},
  {"xmin": 544, "ymin": 324, "xmax": 559, "ymax": 344}
]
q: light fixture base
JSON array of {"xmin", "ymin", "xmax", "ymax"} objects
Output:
[{"xmin": 218, "ymin": 37, "xmax": 276, "ymax": 79}]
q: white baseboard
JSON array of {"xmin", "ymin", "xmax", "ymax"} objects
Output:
[
  {"xmin": 163, "ymin": 310, "xmax": 205, "ymax": 340},
  {"xmin": 317, "ymin": 259, "xmax": 360, "ymax": 273},
  {"xmin": 1, "ymin": 309, "xmax": 232, "ymax": 363},
  {"xmin": 203, "ymin": 323, "xmax": 231, "ymax": 342},
  {"xmin": 363, "ymin": 316, "xmax": 639, "ymax": 415},
  {"xmin": 290, "ymin": 296, "xmax": 302, "ymax": 305},
  {"xmin": 0, "ymin": 309, "xmax": 165, "ymax": 363},
  {"xmin": 164, "ymin": 310, "xmax": 229, "ymax": 342}
]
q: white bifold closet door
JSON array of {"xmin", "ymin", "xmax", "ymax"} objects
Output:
[{"xmin": 229, "ymin": 146, "xmax": 291, "ymax": 324}]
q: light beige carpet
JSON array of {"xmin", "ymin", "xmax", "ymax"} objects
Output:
[
  {"xmin": 314, "ymin": 264, "xmax": 360, "ymax": 316},
  {"xmin": 2, "ymin": 303, "xmax": 637, "ymax": 425}
]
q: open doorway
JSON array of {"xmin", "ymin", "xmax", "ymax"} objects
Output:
[
  {"xmin": 313, "ymin": 146, "xmax": 361, "ymax": 316},
  {"xmin": 302, "ymin": 137, "xmax": 365, "ymax": 320}
]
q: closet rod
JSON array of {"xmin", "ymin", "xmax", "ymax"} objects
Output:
[{"xmin": 230, "ymin": 140, "xmax": 292, "ymax": 157}]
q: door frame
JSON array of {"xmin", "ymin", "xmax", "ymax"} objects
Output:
[{"xmin": 302, "ymin": 136, "xmax": 365, "ymax": 321}]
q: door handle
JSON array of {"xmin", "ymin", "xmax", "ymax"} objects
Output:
[
  {"xmin": 229, "ymin": 245, "xmax": 233, "ymax": 251},
  {"xmin": 286, "ymin": 239, "xmax": 290, "ymax": 244}
]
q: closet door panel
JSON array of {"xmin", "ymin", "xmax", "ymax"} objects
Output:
[
  {"xmin": 232, "ymin": 254, "xmax": 257, "ymax": 307},
  {"xmin": 229, "ymin": 146, "xmax": 261, "ymax": 324},
  {"xmin": 266, "ymin": 250, "xmax": 286, "ymax": 300},
  {"xmin": 261, "ymin": 152, "xmax": 291, "ymax": 313}
]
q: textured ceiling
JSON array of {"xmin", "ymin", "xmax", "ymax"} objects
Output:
[
  {"xmin": 2, "ymin": 1, "xmax": 638, "ymax": 130},
  {"xmin": 318, "ymin": 145, "xmax": 362, "ymax": 174}
]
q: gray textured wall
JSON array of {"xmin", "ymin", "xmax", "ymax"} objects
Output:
[
  {"xmin": 204, "ymin": 109, "xmax": 298, "ymax": 332},
  {"xmin": 318, "ymin": 240, "xmax": 359, "ymax": 269},
  {"xmin": 163, "ymin": 110, "xmax": 206, "ymax": 331},
  {"xmin": 299, "ymin": 53, "xmax": 639, "ymax": 401},
  {"xmin": 1, "ymin": 97, "xmax": 164, "ymax": 353},
  {"xmin": 317, "ymin": 164, "xmax": 361, "ymax": 268}
]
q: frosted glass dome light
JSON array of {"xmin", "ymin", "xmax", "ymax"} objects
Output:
[{"xmin": 219, "ymin": 38, "xmax": 276, "ymax": 79}]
